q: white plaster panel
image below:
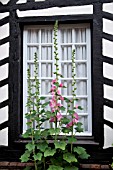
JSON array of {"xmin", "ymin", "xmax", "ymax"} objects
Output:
[
  {"xmin": 103, "ymin": 18, "xmax": 113, "ymax": 35},
  {"xmin": 104, "ymin": 125, "xmax": 113, "ymax": 148},
  {"xmin": 17, "ymin": 5, "xmax": 93, "ymax": 17},
  {"xmin": 0, "ymin": 106, "xmax": 8, "ymax": 124},
  {"xmin": 103, "ymin": 39, "xmax": 113, "ymax": 58},
  {"xmin": 103, "ymin": 3, "xmax": 113, "ymax": 14},
  {"xmin": 0, "ymin": 85, "xmax": 8, "ymax": 103},
  {"xmin": 0, "ymin": 12, "xmax": 9, "ymax": 20},
  {"xmin": 16, "ymin": 0, "xmax": 27, "ymax": 4},
  {"xmin": 103, "ymin": 62, "xmax": 113, "ymax": 80},
  {"xmin": 0, "ymin": 128, "xmax": 8, "ymax": 146},
  {"xmin": 0, "ymin": 0, "xmax": 10, "ymax": 5},
  {"xmin": 0, "ymin": 23, "xmax": 9, "ymax": 40},
  {"xmin": 0, "ymin": 42, "xmax": 9, "ymax": 60},
  {"xmin": 35, "ymin": 0, "xmax": 45, "ymax": 1},
  {"xmin": 0, "ymin": 63, "xmax": 8, "ymax": 81},
  {"xmin": 104, "ymin": 84, "xmax": 113, "ymax": 101},
  {"xmin": 104, "ymin": 106, "xmax": 113, "ymax": 123}
]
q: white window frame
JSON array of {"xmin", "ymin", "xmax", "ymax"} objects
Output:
[{"xmin": 23, "ymin": 23, "xmax": 92, "ymax": 136}]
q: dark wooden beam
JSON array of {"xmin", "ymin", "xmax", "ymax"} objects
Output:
[
  {"xmin": 103, "ymin": 56, "xmax": 113, "ymax": 65},
  {"xmin": 104, "ymin": 98, "xmax": 113, "ymax": 108},
  {"xmin": 14, "ymin": 0, "xmax": 113, "ymax": 11},
  {"xmin": 104, "ymin": 77, "xmax": 113, "ymax": 86},
  {"xmin": 0, "ymin": 78, "xmax": 9, "ymax": 88},
  {"xmin": 0, "ymin": 16, "xmax": 9, "ymax": 27},
  {"xmin": 103, "ymin": 11, "xmax": 113, "ymax": 20},
  {"xmin": 0, "ymin": 57, "xmax": 9, "ymax": 67},
  {"xmin": 104, "ymin": 119, "xmax": 113, "ymax": 129},
  {"xmin": 0, "ymin": 37, "xmax": 10, "ymax": 46},
  {"xmin": 0, "ymin": 121, "xmax": 8, "ymax": 131},
  {"xmin": 103, "ymin": 32, "xmax": 113, "ymax": 42},
  {"xmin": 92, "ymin": 2, "xmax": 104, "ymax": 147},
  {"xmin": 0, "ymin": 100, "xmax": 9, "ymax": 109}
]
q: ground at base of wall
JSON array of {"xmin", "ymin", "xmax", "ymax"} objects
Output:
[{"xmin": 0, "ymin": 162, "xmax": 112, "ymax": 169}]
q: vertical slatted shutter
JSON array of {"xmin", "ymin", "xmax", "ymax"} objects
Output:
[{"xmin": 23, "ymin": 24, "xmax": 92, "ymax": 136}]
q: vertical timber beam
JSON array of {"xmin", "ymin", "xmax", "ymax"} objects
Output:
[
  {"xmin": 9, "ymin": 5, "xmax": 21, "ymax": 148},
  {"xmin": 92, "ymin": 2, "xmax": 103, "ymax": 147}
]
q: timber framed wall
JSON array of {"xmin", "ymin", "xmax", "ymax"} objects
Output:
[{"xmin": 0, "ymin": 0, "xmax": 113, "ymax": 163}]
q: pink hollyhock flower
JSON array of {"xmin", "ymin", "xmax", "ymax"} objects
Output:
[
  {"xmin": 59, "ymin": 83, "xmax": 63, "ymax": 87},
  {"xmin": 50, "ymin": 117, "xmax": 55, "ymax": 122},
  {"xmin": 57, "ymin": 89, "xmax": 61, "ymax": 95},
  {"xmin": 52, "ymin": 79, "xmax": 57, "ymax": 84},
  {"xmin": 75, "ymin": 105, "xmax": 78, "ymax": 109},
  {"xmin": 49, "ymin": 98, "xmax": 57, "ymax": 109},
  {"xmin": 66, "ymin": 121, "xmax": 73, "ymax": 128},
  {"xmin": 57, "ymin": 103, "xmax": 62, "ymax": 107},
  {"xmin": 72, "ymin": 118, "xmax": 78, "ymax": 124},
  {"xmin": 60, "ymin": 96, "xmax": 64, "ymax": 101},
  {"xmin": 56, "ymin": 113, "xmax": 63, "ymax": 121},
  {"xmin": 50, "ymin": 85, "xmax": 56, "ymax": 92},
  {"xmin": 73, "ymin": 112, "xmax": 79, "ymax": 120}
]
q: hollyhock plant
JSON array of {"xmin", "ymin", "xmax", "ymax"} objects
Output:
[{"xmin": 20, "ymin": 21, "xmax": 90, "ymax": 170}]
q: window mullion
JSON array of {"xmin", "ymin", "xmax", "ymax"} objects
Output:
[
  {"xmin": 39, "ymin": 29, "xmax": 42, "ymax": 96},
  {"xmin": 86, "ymin": 27, "xmax": 92, "ymax": 134},
  {"xmin": 23, "ymin": 29, "xmax": 28, "ymax": 132}
]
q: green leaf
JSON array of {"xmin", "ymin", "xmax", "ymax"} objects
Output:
[
  {"xmin": 33, "ymin": 153, "xmax": 43, "ymax": 161},
  {"xmin": 44, "ymin": 148, "xmax": 56, "ymax": 157},
  {"xmin": 20, "ymin": 150, "xmax": 31, "ymax": 162},
  {"xmin": 26, "ymin": 143, "xmax": 35, "ymax": 151},
  {"xmin": 22, "ymin": 129, "xmax": 31, "ymax": 138},
  {"xmin": 37, "ymin": 142, "xmax": 48, "ymax": 152},
  {"xmin": 54, "ymin": 141, "xmax": 67, "ymax": 150},
  {"xmin": 67, "ymin": 137, "xmax": 77, "ymax": 143},
  {"xmin": 68, "ymin": 110, "xmax": 75, "ymax": 114},
  {"xmin": 75, "ymin": 122, "xmax": 83, "ymax": 132},
  {"xmin": 48, "ymin": 165, "xmax": 63, "ymax": 170},
  {"xmin": 64, "ymin": 97, "xmax": 70, "ymax": 103},
  {"xmin": 42, "ymin": 102, "xmax": 50, "ymax": 107},
  {"xmin": 74, "ymin": 146, "xmax": 90, "ymax": 159},
  {"xmin": 41, "ymin": 129, "xmax": 50, "ymax": 138},
  {"xmin": 40, "ymin": 96, "xmax": 46, "ymax": 100},
  {"xmin": 34, "ymin": 130, "xmax": 41, "ymax": 140},
  {"xmin": 63, "ymin": 153, "xmax": 77, "ymax": 163},
  {"xmin": 62, "ymin": 127, "xmax": 71, "ymax": 134},
  {"xmin": 48, "ymin": 128, "xmax": 60, "ymax": 135},
  {"xmin": 111, "ymin": 162, "xmax": 113, "ymax": 168},
  {"xmin": 64, "ymin": 166, "xmax": 78, "ymax": 170},
  {"xmin": 61, "ymin": 117, "xmax": 70, "ymax": 125},
  {"xmin": 77, "ymin": 106, "xmax": 83, "ymax": 110},
  {"xmin": 60, "ymin": 106, "xmax": 65, "ymax": 111},
  {"xmin": 54, "ymin": 82, "xmax": 59, "ymax": 87}
]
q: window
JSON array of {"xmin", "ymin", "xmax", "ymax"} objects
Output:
[{"xmin": 23, "ymin": 23, "xmax": 92, "ymax": 136}]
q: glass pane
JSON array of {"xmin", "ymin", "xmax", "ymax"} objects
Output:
[
  {"xmin": 79, "ymin": 116, "xmax": 88, "ymax": 131},
  {"xmin": 76, "ymin": 98, "xmax": 87, "ymax": 113},
  {"xmin": 61, "ymin": 63, "xmax": 72, "ymax": 78},
  {"xmin": 41, "ymin": 80, "xmax": 51, "ymax": 95},
  {"xmin": 27, "ymin": 29, "xmax": 39, "ymax": 43},
  {"xmin": 61, "ymin": 80, "xmax": 72, "ymax": 96},
  {"xmin": 41, "ymin": 46, "xmax": 52, "ymax": 60},
  {"xmin": 76, "ymin": 80, "xmax": 87, "ymax": 95},
  {"xmin": 61, "ymin": 29, "xmax": 72, "ymax": 43},
  {"xmin": 41, "ymin": 29, "xmax": 53, "ymax": 43},
  {"xmin": 27, "ymin": 47, "xmax": 39, "ymax": 60},
  {"xmin": 76, "ymin": 46, "xmax": 86, "ymax": 60},
  {"xmin": 41, "ymin": 63, "xmax": 52, "ymax": 77},
  {"xmin": 61, "ymin": 46, "xmax": 72, "ymax": 60},
  {"xmin": 76, "ymin": 63, "xmax": 87, "ymax": 77}
]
